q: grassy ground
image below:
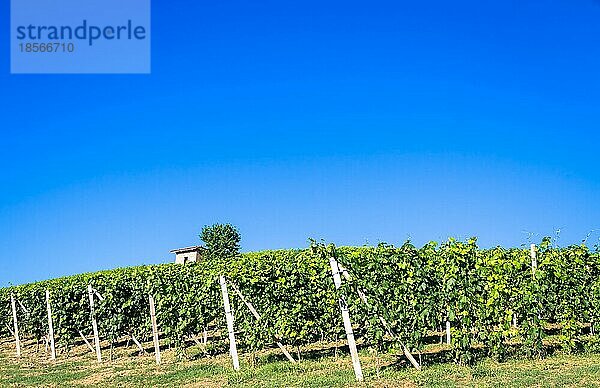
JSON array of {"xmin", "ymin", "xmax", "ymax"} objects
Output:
[{"xmin": 2, "ymin": 337, "xmax": 600, "ymax": 387}]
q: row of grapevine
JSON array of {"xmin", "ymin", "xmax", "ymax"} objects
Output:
[
  {"xmin": 0, "ymin": 248, "xmax": 341, "ymax": 359},
  {"xmin": 1, "ymin": 238, "xmax": 600, "ymax": 370}
]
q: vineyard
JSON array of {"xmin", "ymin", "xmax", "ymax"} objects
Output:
[{"xmin": 2, "ymin": 238, "xmax": 600, "ymax": 383}]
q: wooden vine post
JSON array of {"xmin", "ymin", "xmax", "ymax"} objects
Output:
[
  {"xmin": 78, "ymin": 329, "xmax": 95, "ymax": 353},
  {"xmin": 446, "ymin": 319, "xmax": 451, "ymax": 344},
  {"xmin": 148, "ymin": 294, "xmax": 161, "ymax": 364},
  {"xmin": 530, "ymin": 244, "xmax": 542, "ymax": 322},
  {"xmin": 229, "ymin": 282, "xmax": 297, "ymax": 363},
  {"xmin": 10, "ymin": 294, "xmax": 21, "ymax": 357},
  {"xmin": 87, "ymin": 285, "xmax": 102, "ymax": 363},
  {"xmin": 45, "ymin": 289, "xmax": 56, "ymax": 360},
  {"xmin": 530, "ymin": 244, "xmax": 537, "ymax": 273},
  {"xmin": 130, "ymin": 334, "xmax": 146, "ymax": 355},
  {"xmin": 329, "ymin": 257, "xmax": 363, "ymax": 382},
  {"xmin": 219, "ymin": 275, "xmax": 240, "ymax": 371},
  {"xmin": 511, "ymin": 244, "xmax": 537, "ymax": 329},
  {"xmin": 338, "ymin": 265, "xmax": 421, "ymax": 371}
]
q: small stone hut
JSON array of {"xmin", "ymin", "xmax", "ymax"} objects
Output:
[{"xmin": 171, "ymin": 246, "xmax": 204, "ymax": 264}]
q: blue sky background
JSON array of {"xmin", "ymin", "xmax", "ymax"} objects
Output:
[{"xmin": 1, "ymin": 0, "xmax": 599, "ymax": 287}]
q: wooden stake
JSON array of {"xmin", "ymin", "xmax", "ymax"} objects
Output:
[
  {"xmin": 203, "ymin": 327, "xmax": 208, "ymax": 345},
  {"xmin": 131, "ymin": 334, "xmax": 146, "ymax": 355},
  {"xmin": 18, "ymin": 300, "xmax": 29, "ymax": 315},
  {"xmin": 329, "ymin": 258, "xmax": 363, "ymax": 382},
  {"xmin": 190, "ymin": 334, "xmax": 202, "ymax": 346},
  {"xmin": 230, "ymin": 284, "xmax": 260, "ymax": 319},
  {"xmin": 94, "ymin": 290, "xmax": 105, "ymax": 301},
  {"xmin": 219, "ymin": 275, "xmax": 240, "ymax": 371},
  {"xmin": 10, "ymin": 294, "xmax": 21, "ymax": 357},
  {"xmin": 5, "ymin": 322, "xmax": 15, "ymax": 337},
  {"xmin": 530, "ymin": 244, "xmax": 543, "ymax": 321},
  {"xmin": 45, "ymin": 289, "xmax": 56, "ymax": 360},
  {"xmin": 87, "ymin": 285, "xmax": 102, "ymax": 363},
  {"xmin": 78, "ymin": 329, "xmax": 95, "ymax": 353},
  {"xmin": 148, "ymin": 294, "xmax": 161, "ymax": 364},
  {"xmin": 338, "ymin": 265, "xmax": 420, "ymax": 371},
  {"xmin": 229, "ymin": 282, "xmax": 296, "ymax": 363},
  {"xmin": 446, "ymin": 320, "xmax": 451, "ymax": 344}
]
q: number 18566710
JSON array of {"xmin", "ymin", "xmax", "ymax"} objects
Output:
[{"xmin": 19, "ymin": 43, "xmax": 75, "ymax": 53}]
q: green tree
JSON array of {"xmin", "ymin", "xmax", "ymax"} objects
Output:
[{"xmin": 200, "ymin": 223, "xmax": 241, "ymax": 260}]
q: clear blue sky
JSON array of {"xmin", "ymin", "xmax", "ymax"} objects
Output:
[{"xmin": 1, "ymin": 1, "xmax": 599, "ymax": 287}]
